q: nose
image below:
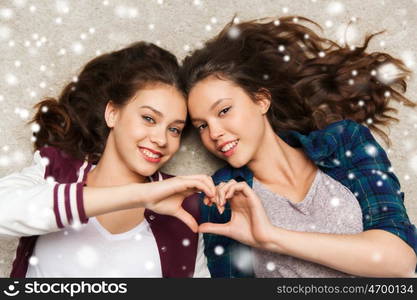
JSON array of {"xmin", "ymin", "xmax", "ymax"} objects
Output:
[
  {"xmin": 150, "ymin": 127, "xmax": 167, "ymax": 148},
  {"xmin": 208, "ymin": 122, "xmax": 225, "ymax": 141}
]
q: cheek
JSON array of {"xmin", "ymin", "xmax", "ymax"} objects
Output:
[
  {"xmin": 167, "ymin": 137, "xmax": 181, "ymax": 154},
  {"xmin": 201, "ymin": 133, "xmax": 216, "ymax": 151}
]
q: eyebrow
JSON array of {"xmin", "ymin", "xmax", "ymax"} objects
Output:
[
  {"xmin": 140, "ymin": 105, "xmax": 163, "ymax": 117},
  {"xmin": 191, "ymin": 98, "xmax": 232, "ymax": 122},
  {"xmin": 140, "ymin": 105, "xmax": 186, "ymax": 125}
]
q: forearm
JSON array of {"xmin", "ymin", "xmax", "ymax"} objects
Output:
[
  {"xmin": 83, "ymin": 183, "xmax": 145, "ymax": 217},
  {"xmin": 265, "ymin": 227, "xmax": 416, "ymax": 277}
]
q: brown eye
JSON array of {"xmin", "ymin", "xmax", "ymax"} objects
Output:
[
  {"xmin": 219, "ymin": 106, "xmax": 231, "ymax": 116},
  {"xmin": 197, "ymin": 123, "xmax": 207, "ymax": 132}
]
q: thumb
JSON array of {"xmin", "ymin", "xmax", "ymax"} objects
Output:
[
  {"xmin": 198, "ymin": 222, "xmax": 230, "ymax": 236},
  {"xmin": 174, "ymin": 208, "xmax": 198, "ymax": 233}
]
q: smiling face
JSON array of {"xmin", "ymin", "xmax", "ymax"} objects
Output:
[
  {"xmin": 105, "ymin": 83, "xmax": 187, "ymax": 178},
  {"xmin": 188, "ymin": 76, "xmax": 270, "ymax": 168}
]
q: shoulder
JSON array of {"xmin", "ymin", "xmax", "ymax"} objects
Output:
[
  {"xmin": 284, "ymin": 119, "xmax": 372, "ymax": 167},
  {"xmin": 38, "ymin": 146, "xmax": 85, "ymax": 182}
]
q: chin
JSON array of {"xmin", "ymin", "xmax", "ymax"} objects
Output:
[
  {"xmin": 226, "ymin": 156, "xmax": 249, "ymax": 169},
  {"xmin": 136, "ymin": 167, "xmax": 158, "ymax": 178}
]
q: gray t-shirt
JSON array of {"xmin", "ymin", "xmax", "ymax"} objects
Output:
[{"xmin": 252, "ymin": 169, "xmax": 363, "ymax": 277}]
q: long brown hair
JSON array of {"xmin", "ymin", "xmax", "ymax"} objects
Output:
[
  {"xmin": 181, "ymin": 16, "xmax": 415, "ymax": 145},
  {"xmin": 31, "ymin": 41, "xmax": 182, "ymax": 163}
]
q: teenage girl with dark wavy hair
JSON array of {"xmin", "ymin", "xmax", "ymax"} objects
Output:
[
  {"xmin": 0, "ymin": 42, "xmax": 214, "ymax": 277},
  {"xmin": 181, "ymin": 16, "xmax": 417, "ymax": 277}
]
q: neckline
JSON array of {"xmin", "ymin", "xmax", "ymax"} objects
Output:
[
  {"xmin": 253, "ymin": 168, "xmax": 321, "ymax": 206},
  {"xmin": 90, "ymin": 217, "xmax": 148, "ymax": 241}
]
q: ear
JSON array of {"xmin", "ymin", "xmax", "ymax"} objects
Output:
[
  {"xmin": 254, "ymin": 88, "xmax": 271, "ymax": 115},
  {"xmin": 104, "ymin": 100, "xmax": 119, "ymax": 128}
]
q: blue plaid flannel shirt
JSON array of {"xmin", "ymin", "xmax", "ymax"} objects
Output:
[{"xmin": 200, "ymin": 119, "xmax": 417, "ymax": 277}]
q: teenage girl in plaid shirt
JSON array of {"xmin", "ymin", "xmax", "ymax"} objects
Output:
[{"xmin": 181, "ymin": 16, "xmax": 417, "ymax": 277}]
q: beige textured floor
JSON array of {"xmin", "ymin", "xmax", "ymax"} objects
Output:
[{"xmin": 0, "ymin": 0, "xmax": 416, "ymax": 277}]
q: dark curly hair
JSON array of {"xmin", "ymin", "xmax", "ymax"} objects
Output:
[
  {"xmin": 31, "ymin": 41, "xmax": 182, "ymax": 163},
  {"xmin": 181, "ymin": 16, "xmax": 416, "ymax": 146}
]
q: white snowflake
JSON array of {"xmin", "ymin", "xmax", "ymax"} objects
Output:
[
  {"xmin": 0, "ymin": 155, "xmax": 11, "ymax": 167},
  {"xmin": 266, "ymin": 261, "xmax": 276, "ymax": 271},
  {"xmin": 77, "ymin": 246, "xmax": 99, "ymax": 269},
  {"xmin": 227, "ymin": 26, "xmax": 240, "ymax": 39},
  {"xmin": 56, "ymin": 0, "xmax": 70, "ymax": 14},
  {"xmin": 330, "ymin": 197, "xmax": 340, "ymax": 207},
  {"xmin": 114, "ymin": 5, "xmax": 138, "ymax": 18},
  {"xmin": 376, "ymin": 63, "xmax": 401, "ymax": 84},
  {"xmin": 40, "ymin": 157, "xmax": 50, "ymax": 166},
  {"xmin": 371, "ymin": 251, "xmax": 382, "ymax": 262},
  {"xmin": 0, "ymin": 8, "xmax": 14, "ymax": 20},
  {"xmin": 13, "ymin": 0, "xmax": 27, "ymax": 8},
  {"xmin": 364, "ymin": 144, "xmax": 378, "ymax": 157},
  {"xmin": 231, "ymin": 247, "xmax": 252, "ymax": 272},
  {"xmin": 29, "ymin": 256, "xmax": 39, "ymax": 266},
  {"xmin": 71, "ymin": 42, "xmax": 84, "ymax": 55},
  {"xmin": 145, "ymin": 261, "xmax": 155, "ymax": 270},
  {"xmin": 325, "ymin": 20, "xmax": 333, "ymax": 28},
  {"xmin": 46, "ymin": 176, "xmax": 55, "ymax": 184},
  {"xmin": 214, "ymin": 245, "xmax": 224, "ymax": 255},
  {"xmin": 336, "ymin": 23, "xmax": 359, "ymax": 45},
  {"xmin": 410, "ymin": 154, "xmax": 417, "ymax": 175},
  {"xmin": 0, "ymin": 25, "xmax": 12, "ymax": 41},
  {"xmin": 182, "ymin": 239, "xmax": 190, "ymax": 247},
  {"xmin": 401, "ymin": 51, "xmax": 415, "ymax": 68},
  {"xmin": 326, "ymin": 2, "xmax": 345, "ymax": 15}
]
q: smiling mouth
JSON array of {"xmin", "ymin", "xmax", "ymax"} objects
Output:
[
  {"xmin": 219, "ymin": 140, "xmax": 238, "ymax": 157},
  {"xmin": 138, "ymin": 147, "xmax": 163, "ymax": 163}
]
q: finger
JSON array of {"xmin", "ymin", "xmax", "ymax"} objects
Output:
[
  {"xmin": 217, "ymin": 179, "xmax": 237, "ymax": 206},
  {"xmin": 184, "ymin": 178, "xmax": 215, "ymax": 198},
  {"xmin": 200, "ymin": 175, "xmax": 217, "ymax": 199},
  {"xmin": 214, "ymin": 181, "xmax": 226, "ymax": 209},
  {"xmin": 198, "ymin": 222, "xmax": 230, "ymax": 236},
  {"xmin": 203, "ymin": 196, "xmax": 214, "ymax": 207},
  {"xmin": 224, "ymin": 181, "xmax": 247, "ymax": 199},
  {"xmin": 187, "ymin": 175, "xmax": 217, "ymax": 198},
  {"xmin": 174, "ymin": 208, "xmax": 198, "ymax": 233},
  {"xmin": 224, "ymin": 182, "xmax": 256, "ymax": 206}
]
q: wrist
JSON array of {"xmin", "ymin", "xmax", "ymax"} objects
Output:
[
  {"xmin": 129, "ymin": 182, "xmax": 148, "ymax": 208},
  {"xmin": 262, "ymin": 225, "xmax": 288, "ymax": 254}
]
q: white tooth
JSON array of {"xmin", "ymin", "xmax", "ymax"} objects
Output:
[
  {"xmin": 222, "ymin": 141, "xmax": 237, "ymax": 152},
  {"xmin": 141, "ymin": 149, "xmax": 160, "ymax": 159}
]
